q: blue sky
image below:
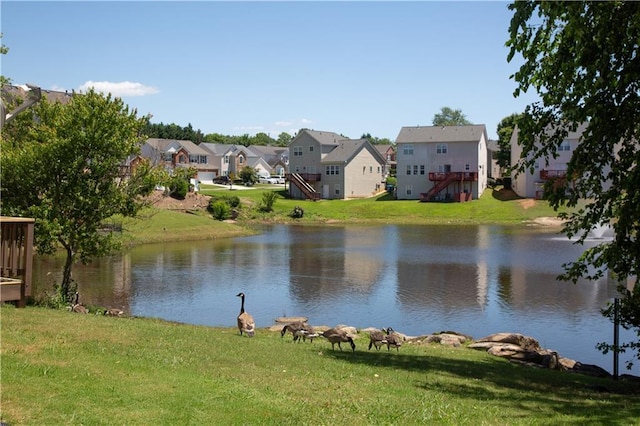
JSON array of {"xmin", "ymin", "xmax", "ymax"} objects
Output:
[{"xmin": 2, "ymin": 1, "xmax": 539, "ymax": 140}]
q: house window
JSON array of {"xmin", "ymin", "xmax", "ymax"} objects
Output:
[
  {"xmin": 377, "ymin": 166, "xmax": 381, "ymax": 173},
  {"xmin": 309, "ymin": 146, "xmax": 314, "ymax": 152},
  {"xmin": 369, "ymin": 166, "xmax": 373, "ymax": 173},
  {"xmin": 224, "ymin": 155, "xmax": 229, "ymax": 164},
  {"xmin": 189, "ymin": 155, "xmax": 207, "ymax": 164},
  {"xmin": 406, "ymin": 185, "xmax": 413, "ymax": 196},
  {"xmin": 465, "ymin": 164, "xmax": 470, "ymax": 171},
  {"xmin": 403, "ymin": 144, "xmax": 414, "ymax": 155},
  {"xmin": 295, "ymin": 166, "xmax": 301, "ymax": 172},
  {"xmin": 239, "ymin": 156, "xmax": 244, "ymax": 164},
  {"xmin": 334, "ymin": 184, "xmax": 340, "ymax": 195},
  {"xmin": 413, "ymin": 165, "xmax": 418, "ymax": 175},
  {"xmin": 294, "ymin": 147, "xmax": 303, "ymax": 156},
  {"xmin": 178, "ymin": 155, "xmax": 187, "ymax": 164},
  {"xmin": 420, "ymin": 165, "xmax": 425, "ymax": 175},
  {"xmin": 559, "ymin": 140, "xmax": 571, "ymax": 151},
  {"xmin": 406, "ymin": 165, "xmax": 411, "ymax": 175},
  {"xmin": 326, "ymin": 165, "xmax": 341, "ymax": 175},
  {"xmin": 436, "ymin": 144, "xmax": 448, "ymax": 154}
]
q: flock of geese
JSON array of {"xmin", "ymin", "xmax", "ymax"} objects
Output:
[
  {"xmin": 237, "ymin": 292, "xmax": 403, "ymax": 352},
  {"xmin": 70, "ymin": 291, "xmax": 403, "ymax": 353},
  {"xmin": 69, "ymin": 292, "xmax": 124, "ymax": 317}
]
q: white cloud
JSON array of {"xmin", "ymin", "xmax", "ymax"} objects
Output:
[
  {"xmin": 300, "ymin": 118, "xmax": 312, "ymax": 125},
  {"xmin": 50, "ymin": 84, "xmax": 67, "ymax": 92},
  {"xmin": 78, "ymin": 81, "xmax": 159, "ymax": 97},
  {"xmin": 275, "ymin": 121, "xmax": 293, "ymax": 127}
]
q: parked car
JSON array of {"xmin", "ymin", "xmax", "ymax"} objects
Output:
[
  {"xmin": 259, "ymin": 175, "xmax": 278, "ymax": 184},
  {"xmin": 273, "ymin": 175, "xmax": 286, "ymax": 184},
  {"xmin": 213, "ymin": 175, "xmax": 231, "ymax": 184}
]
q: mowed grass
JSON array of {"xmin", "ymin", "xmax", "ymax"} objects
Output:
[
  {"xmin": 200, "ymin": 185, "xmax": 564, "ymax": 225},
  {"xmin": 2, "ymin": 305, "xmax": 639, "ymax": 425}
]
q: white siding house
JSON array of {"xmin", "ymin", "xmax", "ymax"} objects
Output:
[{"xmin": 394, "ymin": 125, "xmax": 488, "ymax": 201}]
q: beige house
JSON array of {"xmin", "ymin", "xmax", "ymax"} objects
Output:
[
  {"xmin": 510, "ymin": 123, "xmax": 588, "ymax": 199},
  {"xmin": 288, "ymin": 129, "xmax": 387, "ymax": 200},
  {"xmin": 142, "ymin": 138, "xmax": 215, "ymax": 184},
  {"xmin": 394, "ymin": 125, "xmax": 488, "ymax": 201}
]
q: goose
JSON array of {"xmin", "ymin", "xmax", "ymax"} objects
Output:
[
  {"xmin": 368, "ymin": 328, "xmax": 387, "ymax": 351},
  {"xmin": 71, "ymin": 292, "xmax": 88, "ymax": 314},
  {"xmin": 281, "ymin": 322, "xmax": 313, "ymax": 342},
  {"xmin": 320, "ymin": 327, "xmax": 356, "ymax": 352},
  {"xmin": 103, "ymin": 308, "xmax": 124, "ymax": 317},
  {"xmin": 236, "ymin": 292, "xmax": 255, "ymax": 337},
  {"xmin": 384, "ymin": 327, "xmax": 402, "ymax": 352}
]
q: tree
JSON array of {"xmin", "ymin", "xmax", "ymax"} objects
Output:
[
  {"xmin": 0, "ymin": 89, "xmax": 157, "ymax": 304},
  {"xmin": 276, "ymin": 132, "xmax": 292, "ymax": 146},
  {"xmin": 496, "ymin": 113, "xmax": 522, "ymax": 171},
  {"xmin": 0, "ymin": 33, "xmax": 9, "ymax": 86},
  {"xmin": 507, "ymin": 1, "xmax": 640, "ymax": 368},
  {"xmin": 432, "ymin": 107, "xmax": 472, "ymax": 126},
  {"xmin": 360, "ymin": 133, "xmax": 393, "ymax": 145},
  {"xmin": 239, "ymin": 166, "xmax": 258, "ymax": 186}
]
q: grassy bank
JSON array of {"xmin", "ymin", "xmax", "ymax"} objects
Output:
[
  {"xmin": 2, "ymin": 305, "xmax": 639, "ymax": 425},
  {"xmin": 117, "ymin": 186, "xmax": 565, "ymax": 246}
]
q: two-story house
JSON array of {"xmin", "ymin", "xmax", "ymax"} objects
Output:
[
  {"xmin": 142, "ymin": 138, "xmax": 215, "ymax": 183},
  {"xmin": 510, "ymin": 122, "xmax": 588, "ymax": 199},
  {"xmin": 288, "ymin": 129, "xmax": 387, "ymax": 200},
  {"xmin": 394, "ymin": 125, "xmax": 488, "ymax": 201}
]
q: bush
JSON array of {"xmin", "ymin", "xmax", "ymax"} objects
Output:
[
  {"xmin": 259, "ymin": 191, "xmax": 278, "ymax": 212},
  {"xmin": 209, "ymin": 201, "xmax": 231, "ymax": 221},
  {"xmin": 169, "ymin": 178, "xmax": 189, "ymax": 200},
  {"xmin": 207, "ymin": 195, "xmax": 240, "ymax": 212},
  {"xmin": 289, "ymin": 206, "xmax": 304, "ymax": 219}
]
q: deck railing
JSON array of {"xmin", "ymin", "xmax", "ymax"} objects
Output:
[{"xmin": 1, "ymin": 216, "xmax": 35, "ymax": 307}]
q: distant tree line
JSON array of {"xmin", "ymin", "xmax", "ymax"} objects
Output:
[{"xmin": 144, "ymin": 122, "xmax": 395, "ymax": 147}]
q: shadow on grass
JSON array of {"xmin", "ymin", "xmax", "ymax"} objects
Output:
[
  {"xmin": 492, "ymin": 187, "xmax": 523, "ymax": 201},
  {"xmin": 322, "ymin": 348, "xmax": 640, "ymax": 423},
  {"xmin": 374, "ymin": 192, "xmax": 397, "ymax": 201}
]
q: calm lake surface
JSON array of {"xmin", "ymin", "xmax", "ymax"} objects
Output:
[{"xmin": 33, "ymin": 224, "xmax": 635, "ymax": 374}]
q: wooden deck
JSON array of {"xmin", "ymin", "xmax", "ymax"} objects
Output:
[{"xmin": 1, "ymin": 216, "xmax": 35, "ymax": 307}]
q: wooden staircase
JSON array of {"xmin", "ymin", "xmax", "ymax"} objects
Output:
[
  {"xmin": 288, "ymin": 173, "xmax": 320, "ymax": 201},
  {"xmin": 421, "ymin": 173, "xmax": 460, "ymax": 202}
]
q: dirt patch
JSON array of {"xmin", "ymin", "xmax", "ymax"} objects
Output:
[
  {"xmin": 518, "ymin": 199, "xmax": 536, "ymax": 209},
  {"xmin": 145, "ymin": 191, "xmax": 211, "ymax": 211}
]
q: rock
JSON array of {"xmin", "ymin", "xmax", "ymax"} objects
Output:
[{"xmin": 476, "ymin": 333, "xmax": 541, "ymax": 351}]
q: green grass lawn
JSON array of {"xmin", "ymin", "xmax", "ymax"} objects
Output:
[
  {"xmin": 199, "ymin": 185, "xmax": 565, "ymax": 225},
  {"xmin": 2, "ymin": 305, "xmax": 639, "ymax": 425}
]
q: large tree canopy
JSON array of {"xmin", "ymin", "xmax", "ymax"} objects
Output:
[
  {"xmin": 507, "ymin": 1, "xmax": 640, "ymax": 367},
  {"xmin": 432, "ymin": 106, "xmax": 472, "ymax": 126},
  {"xmin": 1, "ymin": 89, "xmax": 156, "ymax": 303}
]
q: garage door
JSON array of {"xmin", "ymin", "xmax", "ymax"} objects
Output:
[{"xmin": 198, "ymin": 172, "xmax": 215, "ymax": 184}]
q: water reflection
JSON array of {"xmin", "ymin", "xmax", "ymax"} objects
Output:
[{"xmin": 32, "ymin": 224, "xmax": 633, "ymax": 373}]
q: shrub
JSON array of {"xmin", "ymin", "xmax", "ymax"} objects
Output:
[
  {"xmin": 259, "ymin": 191, "xmax": 278, "ymax": 212},
  {"xmin": 169, "ymin": 178, "xmax": 189, "ymax": 199},
  {"xmin": 207, "ymin": 195, "xmax": 240, "ymax": 212},
  {"xmin": 289, "ymin": 206, "xmax": 304, "ymax": 219},
  {"xmin": 209, "ymin": 201, "xmax": 231, "ymax": 221}
]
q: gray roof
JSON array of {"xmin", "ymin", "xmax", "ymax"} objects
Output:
[
  {"xmin": 146, "ymin": 138, "xmax": 210, "ymax": 156},
  {"xmin": 322, "ymin": 139, "xmax": 386, "ymax": 165},
  {"xmin": 395, "ymin": 125, "xmax": 487, "ymax": 144},
  {"xmin": 2, "ymin": 84, "xmax": 73, "ymax": 105},
  {"xmin": 297, "ymin": 129, "xmax": 349, "ymax": 146}
]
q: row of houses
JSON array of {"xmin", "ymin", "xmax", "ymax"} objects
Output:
[
  {"xmin": 141, "ymin": 125, "xmax": 499, "ymax": 202},
  {"xmin": 4, "ymin": 85, "xmax": 579, "ymax": 202}
]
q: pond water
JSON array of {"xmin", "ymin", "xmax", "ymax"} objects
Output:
[{"xmin": 33, "ymin": 223, "xmax": 635, "ymax": 374}]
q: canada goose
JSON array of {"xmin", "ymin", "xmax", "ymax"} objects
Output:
[
  {"xmin": 320, "ymin": 327, "xmax": 356, "ymax": 352},
  {"xmin": 384, "ymin": 327, "xmax": 402, "ymax": 352},
  {"xmin": 71, "ymin": 292, "xmax": 88, "ymax": 314},
  {"xmin": 236, "ymin": 292, "xmax": 255, "ymax": 337},
  {"xmin": 281, "ymin": 322, "xmax": 313, "ymax": 342},
  {"xmin": 368, "ymin": 328, "xmax": 387, "ymax": 351},
  {"xmin": 103, "ymin": 308, "xmax": 124, "ymax": 317}
]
